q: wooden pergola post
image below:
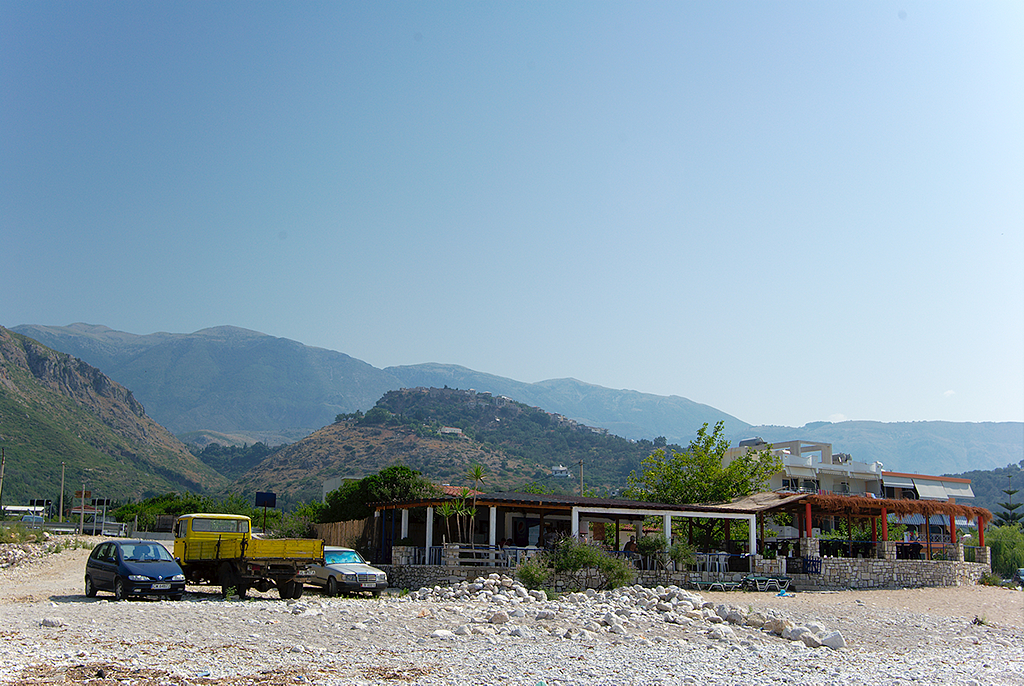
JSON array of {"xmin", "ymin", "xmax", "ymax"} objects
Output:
[
  {"xmin": 978, "ymin": 516, "xmax": 985, "ymax": 547},
  {"xmin": 881, "ymin": 506, "xmax": 888, "ymax": 541},
  {"xmin": 871, "ymin": 516, "xmax": 877, "ymax": 542},
  {"xmin": 950, "ymin": 514, "xmax": 956, "ymax": 545},
  {"xmin": 805, "ymin": 501, "xmax": 813, "ymax": 538}
]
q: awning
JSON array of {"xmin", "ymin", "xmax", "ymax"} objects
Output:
[
  {"xmin": 890, "ymin": 513, "xmax": 977, "ymax": 528},
  {"xmin": 786, "ymin": 467, "xmax": 817, "ymax": 478},
  {"xmin": 883, "ymin": 475, "xmax": 915, "ymax": 489},
  {"xmin": 942, "ymin": 481, "xmax": 975, "ymax": 499},
  {"xmin": 913, "ymin": 478, "xmax": 949, "ymax": 500}
]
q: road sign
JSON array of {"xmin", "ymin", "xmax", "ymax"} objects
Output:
[
  {"xmin": 255, "ymin": 492, "xmax": 276, "ymax": 508},
  {"xmin": 91, "ymin": 498, "xmax": 111, "ymax": 507},
  {"xmin": 74, "ymin": 490, "xmax": 91, "ymax": 499}
]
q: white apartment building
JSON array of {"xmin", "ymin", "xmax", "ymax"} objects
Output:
[{"xmin": 725, "ymin": 438, "xmax": 974, "ymax": 502}]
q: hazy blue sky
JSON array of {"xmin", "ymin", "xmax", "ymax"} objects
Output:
[{"xmin": 3, "ymin": 2, "xmax": 1021, "ymax": 428}]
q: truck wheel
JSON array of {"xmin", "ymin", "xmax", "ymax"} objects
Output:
[
  {"xmin": 292, "ymin": 583, "xmax": 304, "ymax": 599},
  {"xmin": 219, "ymin": 564, "xmax": 238, "ymax": 598},
  {"xmin": 237, "ymin": 584, "xmax": 249, "ymax": 600},
  {"xmin": 278, "ymin": 580, "xmax": 296, "ymax": 599},
  {"xmin": 326, "ymin": 576, "xmax": 338, "ymax": 597}
]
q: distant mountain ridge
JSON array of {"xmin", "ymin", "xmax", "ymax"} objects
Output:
[
  {"xmin": 11, "ymin": 323, "xmax": 1023, "ymax": 476},
  {"xmin": 12, "ymin": 323, "xmax": 746, "ymax": 444},
  {"xmin": 0, "ymin": 326, "xmax": 227, "ymax": 505}
]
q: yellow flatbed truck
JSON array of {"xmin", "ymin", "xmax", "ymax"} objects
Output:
[{"xmin": 172, "ymin": 513, "xmax": 324, "ymax": 599}]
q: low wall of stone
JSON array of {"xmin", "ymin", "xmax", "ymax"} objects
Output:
[
  {"xmin": 381, "ymin": 556, "xmax": 990, "ymax": 593},
  {"xmin": 788, "ymin": 558, "xmax": 990, "ymax": 591}
]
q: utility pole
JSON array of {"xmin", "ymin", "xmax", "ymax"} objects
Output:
[
  {"xmin": 578, "ymin": 458, "xmax": 584, "ymax": 496},
  {"xmin": 59, "ymin": 462, "xmax": 65, "ymax": 522},
  {"xmin": 0, "ymin": 448, "xmax": 5, "ymax": 518},
  {"xmin": 79, "ymin": 480, "xmax": 86, "ymax": 535}
]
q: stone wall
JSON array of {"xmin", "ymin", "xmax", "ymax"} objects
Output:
[
  {"xmin": 380, "ymin": 554, "xmax": 990, "ymax": 593},
  {"xmin": 788, "ymin": 558, "xmax": 991, "ymax": 591}
]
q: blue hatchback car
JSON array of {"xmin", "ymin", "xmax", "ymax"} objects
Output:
[{"xmin": 85, "ymin": 540, "xmax": 186, "ymax": 601}]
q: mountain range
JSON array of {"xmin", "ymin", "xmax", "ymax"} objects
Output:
[{"xmin": 10, "ymin": 323, "xmax": 1024, "ymax": 477}]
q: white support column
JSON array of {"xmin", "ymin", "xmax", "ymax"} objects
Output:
[
  {"xmin": 489, "ymin": 506, "xmax": 497, "ymax": 547},
  {"xmin": 748, "ymin": 515, "xmax": 756, "ymax": 555},
  {"xmin": 663, "ymin": 514, "xmax": 672, "ymax": 547},
  {"xmin": 571, "ymin": 507, "xmax": 580, "ymax": 538},
  {"xmin": 401, "ymin": 509, "xmax": 409, "ymax": 540},
  {"xmin": 425, "ymin": 506, "xmax": 434, "ymax": 556}
]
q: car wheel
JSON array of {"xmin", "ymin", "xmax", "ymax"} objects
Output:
[
  {"xmin": 84, "ymin": 576, "xmax": 97, "ymax": 598},
  {"xmin": 326, "ymin": 576, "xmax": 338, "ymax": 597},
  {"xmin": 113, "ymin": 577, "xmax": 126, "ymax": 601},
  {"xmin": 372, "ymin": 589, "xmax": 383, "ymax": 597}
]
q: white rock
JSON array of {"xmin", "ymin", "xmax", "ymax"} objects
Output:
[{"xmin": 820, "ymin": 631, "xmax": 847, "ymax": 650}]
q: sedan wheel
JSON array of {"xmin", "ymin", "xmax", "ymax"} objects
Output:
[
  {"xmin": 326, "ymin": 576, "xmax": 338, "ymax": 597},
  {"xmin": 113, "ymin": 577, "xmax": 126, "ymax": 601},
  {"xmin": 84, "ymin": 576, "xmax": 96, "ymax": 598}
]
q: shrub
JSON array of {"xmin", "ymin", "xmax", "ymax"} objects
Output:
[
  {"xmin": 987, "ymin": 525, "xmax": 1024, "ymax": 578},
  {"xmin": 978, "ymin": 572, "xmax": 1004, "ymax": 587},
  {"xmin": 636, "ymin": 534, "xmax": 666, "ymax": 557},
  {"xmin": 668, "ymin": 541, "xmax": 696, "ymax": 567},
  {"xmin": 595, "ymin": 554, "xmax": 635, "ymax": 589},
  {"xmin": 548, "ymin": 536, "xmax": 636, "ymax": 590},
  {"xmin": 515, "ymin": 556, "xmax": 550, "ymax": 590}
]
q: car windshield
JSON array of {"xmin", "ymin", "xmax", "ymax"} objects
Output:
[
  {"xmin": 325, "ymin": 550, "xmax": 365, "ymax": 565},
  {"xmin": 121, "ymin": 544, "xmax": 174, "ymax": 562}
]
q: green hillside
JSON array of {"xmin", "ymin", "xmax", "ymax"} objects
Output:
[{"xmin": 0, "ymin": 327, "xmax": 227, "ymax": 510}]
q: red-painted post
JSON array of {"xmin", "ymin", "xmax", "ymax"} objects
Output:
[
  {"xmin": 950, "ymin": 514, "xmax": 956, "ymax": 545},
  {"xmin": 978, "ymin": 517, "xmax": 985, "ymax": 547},
  {"xmin": 805, "ymin": 502, "xmax": 812, "ymax": 538},
  {"xmin": 881, "ymin": 506, "xmax": 888, "ymax": 541}
]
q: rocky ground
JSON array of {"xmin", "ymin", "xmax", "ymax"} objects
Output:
[{"xmin": 0, "ymin": 537, "xmax": 1021, "ymax": 685}]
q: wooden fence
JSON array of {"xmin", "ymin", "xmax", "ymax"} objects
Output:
[{"xmin": 313, "ymin": 519, "xmax": 373, "ymax": 547}]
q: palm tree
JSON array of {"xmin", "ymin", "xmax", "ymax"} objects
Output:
[
  {"xmin": 466, "ymin": 464, "xmax": 487, "ymax": 543},
  {"xmin": 436, "ymin": 501, "xmax": 457, "ymax": 544}
]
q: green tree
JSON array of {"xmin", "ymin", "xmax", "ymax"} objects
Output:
[
  {"xmin": 994, "ymin": 475, "xmax": 1023, "ymax": 528},
  {"xmin": 321, "ymin": 465, "xmax": 438, "ymax": 522},
  {"xmin": 986, "ymin": 524, "xmax": 1024, "ymax": 578},
  {"xmin": 466, "ymin": 463, "xmax": 487, "ymax": 543},
  {"xmin": 624, "ymin": 421, "xmax": 782, "ymax": 548}
]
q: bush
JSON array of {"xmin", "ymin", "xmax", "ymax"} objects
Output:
[
  {"xmin": 987, "ymin": 525, "xmax": 1024, "ymax": 578},
  {"xmin": 668, "ymin": 541, "xmax": 696, "ymax": 567},
  {"xmin": 979, "ymin": 571, "xmax": 1004, "ymax": 586},
  {"xmin": 636, "ymin": 534, "xmax": 666, "ymax": 557},
  {"xmin": 548, "ymin": 536, "xmax": 636, "ymax": 590},
  {"xmin": 515, "ymin": 556, "xmax": 550, "ymax": 590},
  {"xmin": 595, "ymin": 554, "xmax": 635, "ymax": 589}
]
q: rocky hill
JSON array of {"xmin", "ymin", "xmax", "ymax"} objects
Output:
[
  {"xmin": 0, "ymin": 327, "xmax": 227, "ymax": 507},
  {"xmin": 227, "ymin": 387, "xmax": 660, "ymax": 507}
]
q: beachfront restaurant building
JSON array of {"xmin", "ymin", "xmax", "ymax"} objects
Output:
[{"xmin": 355, "ymin": 487, "xmax": 992, "ymax": 592}]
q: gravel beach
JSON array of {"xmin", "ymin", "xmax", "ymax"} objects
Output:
[{"xmin": 1, "ymin": 538, "xmax": 1021, "ymax": 686}]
